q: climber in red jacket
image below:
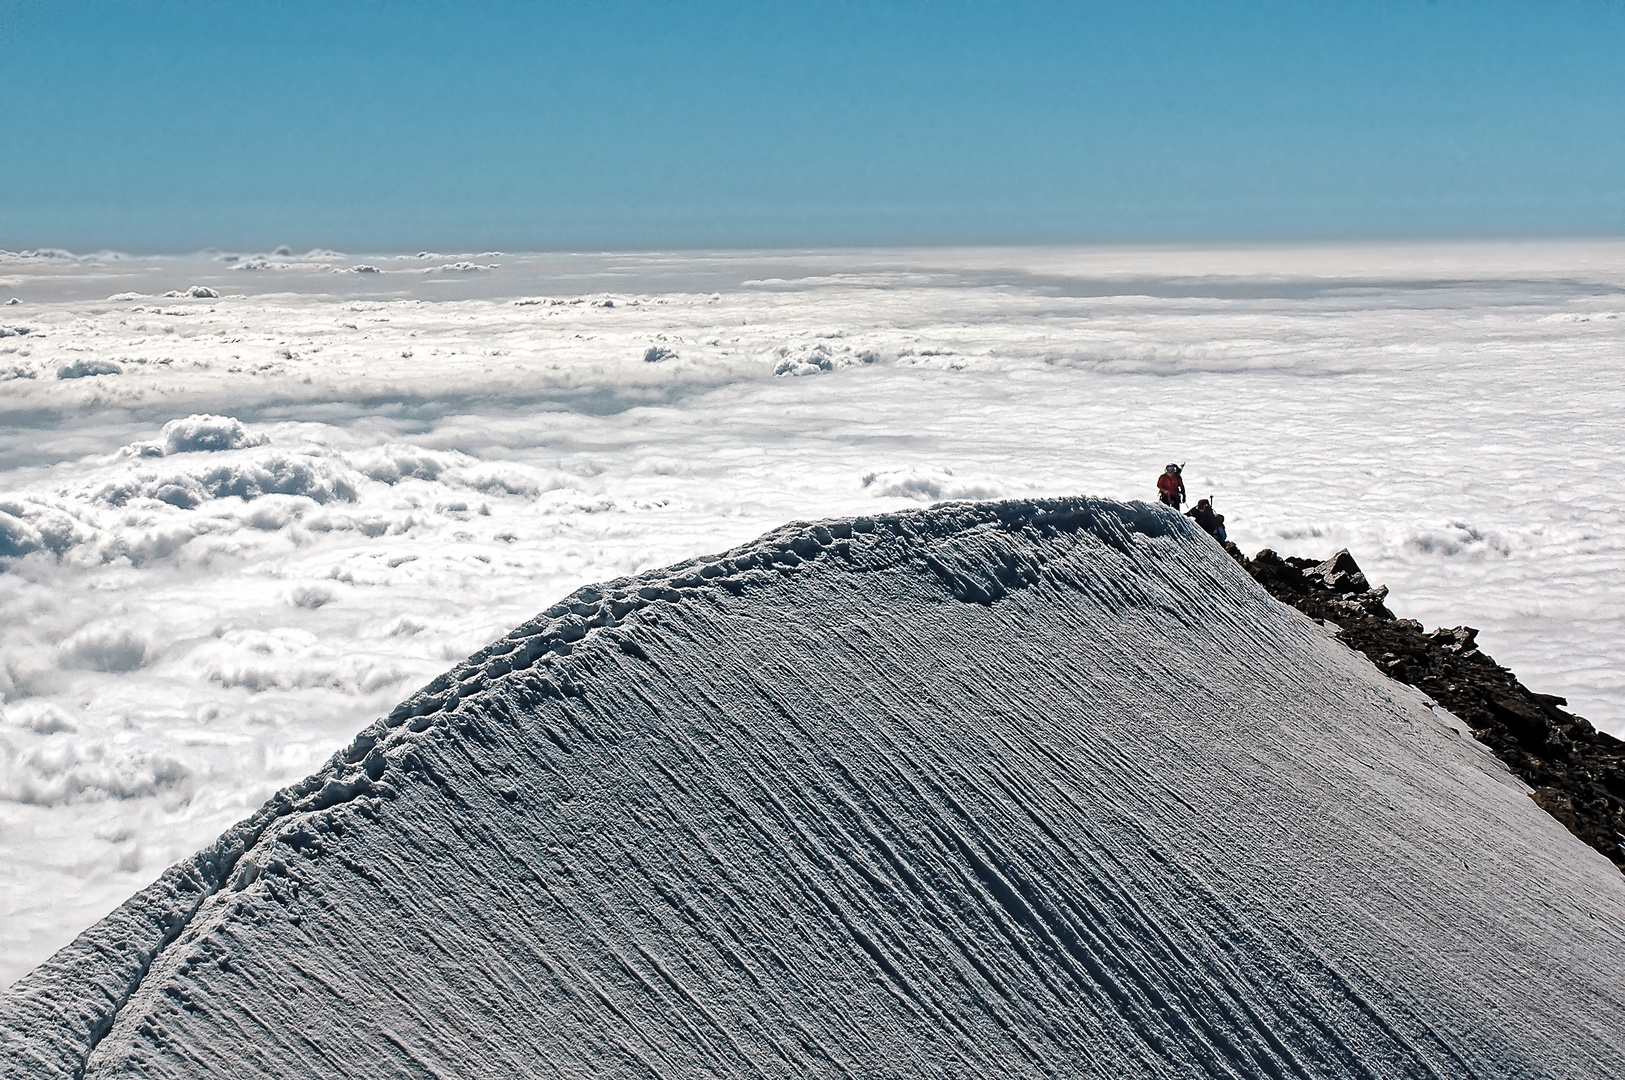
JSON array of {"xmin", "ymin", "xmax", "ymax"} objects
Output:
[{"xmin": 1156, "ymin": 464, "xmax": 1185, "ymax": 509}]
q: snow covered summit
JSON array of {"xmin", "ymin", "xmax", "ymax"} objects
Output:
[{"xmin": 4, "ymin": 497, "xmax": 1623, "ymax": 1078}]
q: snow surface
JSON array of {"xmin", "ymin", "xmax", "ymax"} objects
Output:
[
  {"xmin": 2, "ymin": 242, "xmax": 1625, "ymax": 989},
  {"xmin": 3, "ymin": 499, "xmax": 1622, "ymax": 1078}
]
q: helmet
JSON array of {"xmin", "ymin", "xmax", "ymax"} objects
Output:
[{"xmin": 1165, "ymin": 463, "xmax": 1181, "ymax": 474}]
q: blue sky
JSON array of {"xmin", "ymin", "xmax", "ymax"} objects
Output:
[{"xmin": 2, "ymin": 0, "xmax": 1622, "ymax": 252}]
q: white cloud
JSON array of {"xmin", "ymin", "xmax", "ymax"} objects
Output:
[
  {"xmin": 55, "ymin": 359, "xmax": 121, "ymax": 380},
  {"xmin": 351, "ymin": 443, "xmax": 460, "ymax": 484},
  {"xmin": 0, "ymin": 732, "xmax": 189, "ymax": 806},
  {"xmin": 860, "ymin": 466, "xmax": 1002, "ymax": 502},
  {"xmin": 57, "ymin": 622, "xmax": 153, "ymax": 673},
  {"xmin": 429, "ymin": 261, "xmax": 498, "ymax": 273},
  {"xmin": 454, "ymin": 463, "xmax": 566, "ymax": 499},
  {"xmin": 770, "ymin": 340, "xmax": 880, "ymax": 376},
  {"xmin": 89, "ymin": 451, "xmax": 360, "ymax": 510},
  {"xmin": 160, "ymin": 414, "xmax": 268, "ymax": 454},
  {"xmin": 0, "ymin": 510, "xmax": 44, "ymax": 558},
  {"xmin": 2, "ymin": 700, "xmax": 77, "ymax": 734},
  {"xmin": 0, "ymin": 497, "xmax": 95, "ymax": 557}
]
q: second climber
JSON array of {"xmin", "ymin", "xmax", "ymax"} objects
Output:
[{"xmin": 1186, "ymin": 498, "xmax": 1226, "ymax": 542}]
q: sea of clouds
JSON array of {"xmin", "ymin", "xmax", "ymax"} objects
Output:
[{"xmin": 2, "ymin": 241, "xmax": 1623, "ymax": 985}]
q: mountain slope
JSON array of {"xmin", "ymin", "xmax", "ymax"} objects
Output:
[{"xmin": 5, "ymin": 498, "xmax": 1624, "ymax": 1079}]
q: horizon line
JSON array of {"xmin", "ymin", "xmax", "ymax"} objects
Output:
[{"xmin": 9, "ymin": 233, "xmax": 1625, "ymax": 264}]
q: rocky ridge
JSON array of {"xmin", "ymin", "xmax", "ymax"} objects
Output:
[{"xmin": 1238, "ymin": 545, "xmax": 1625, "ymax": 873}]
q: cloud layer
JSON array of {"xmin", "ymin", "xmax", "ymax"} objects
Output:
[{"xmin": 2, "ymin": 242, "xmax": 1624, "ymax": 987}]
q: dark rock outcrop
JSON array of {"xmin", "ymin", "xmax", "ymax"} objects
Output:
[{"xmin": 1240, "ymin": 546, "xmax": 1625, "ymax": 873}]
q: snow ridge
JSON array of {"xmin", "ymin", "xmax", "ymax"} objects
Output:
[{"xmin": 4, "ymin": 497, "xmax": 1624, "ymax": 1078}]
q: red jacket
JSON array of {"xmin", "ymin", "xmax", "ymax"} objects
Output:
[{"xmin": 1157, "ymin": 473, "xmax": 1184, "ymax": 501}]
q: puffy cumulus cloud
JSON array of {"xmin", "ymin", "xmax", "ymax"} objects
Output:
[
  {"xmin": 55, "ymin": 358, "xmax": 122, "ymax": 380},
  {"xmin": 0, "ymin": 731, "xmax": 189, "ymax": 806},
  {"xmin": 347, "ymin": 445, "xmax": 570, "ymax": 501},
  {"xmin": 242, "ymin": 494, "xmax": 318, "ymax": 532},
  {"xmin": 350, "ymin": 443, "xmax": 461, "ymax": 484},
  {"xmin": 428, "ymin": 262, "xmax": 499, "ymax": 273},
  {"xmin": 0, "ymin": 248, "xmax": 80, "ymax": 262},
  {"xmin": 0, "ymin": 509, "xmax": 43, "ymax": 558},
  {"xmin": 221, "ymin": 247, "xmax": 344, "ymax": 269},
  {"xmin": 57, "ymin": 621, "xmax": 153, "ymax": 673},
  {"xmin": 860, "ymin": 466, "xmax": 1003, "ymax": 502},
  {"xmin": 634, "ymin": 456, "xmax": 692, "ymax": 477},
  {"xmin": 288, "ymin": 582, "xmax": 337, "ymax": 609},
  {"xmin": 160, "ymin": 414, "xmax": 268, "ymax": 455},
  {"xmin": 93, "ymin": 517, "xmax": 235, "ymax": 567},
  {"xmin": 2, "ymin": 446, "xmax": 380, "ymax": 571},
  {"xmin": 771, "ymin": 341, "xmax": 881, "ymax": 377},
  {"xmin": 1399, "ymin": 523, "xmax": 1515, "ymax": 560},
  {"xmin": 91, "ymin": 451, "xmax": 361, "ymax": 510},
  {"xmin": 453, "ymin": 463, "xmax": 569, "ymax": 499},
  {"xmin": 431, "ymin": 497, "xmax": 486, "ymax": 520},
  {"xmin": 1, "ymin": 700, "xmax": 78, "ymax": 735},
  {"xmin": 0, "ymin": 497, "xmax": 95, "ymax": 559},
  {"xmin": 303, "ymin": 510, "xmax": 428, "ymax": 540},
  {"xmin": 0, "ymin": 626, "xmax": 53, "ymax": 704}
]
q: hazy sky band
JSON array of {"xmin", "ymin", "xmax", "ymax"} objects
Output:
[{"xmin": 2, "ymin": 0, "xmax": 1622, "ymax": 251}]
